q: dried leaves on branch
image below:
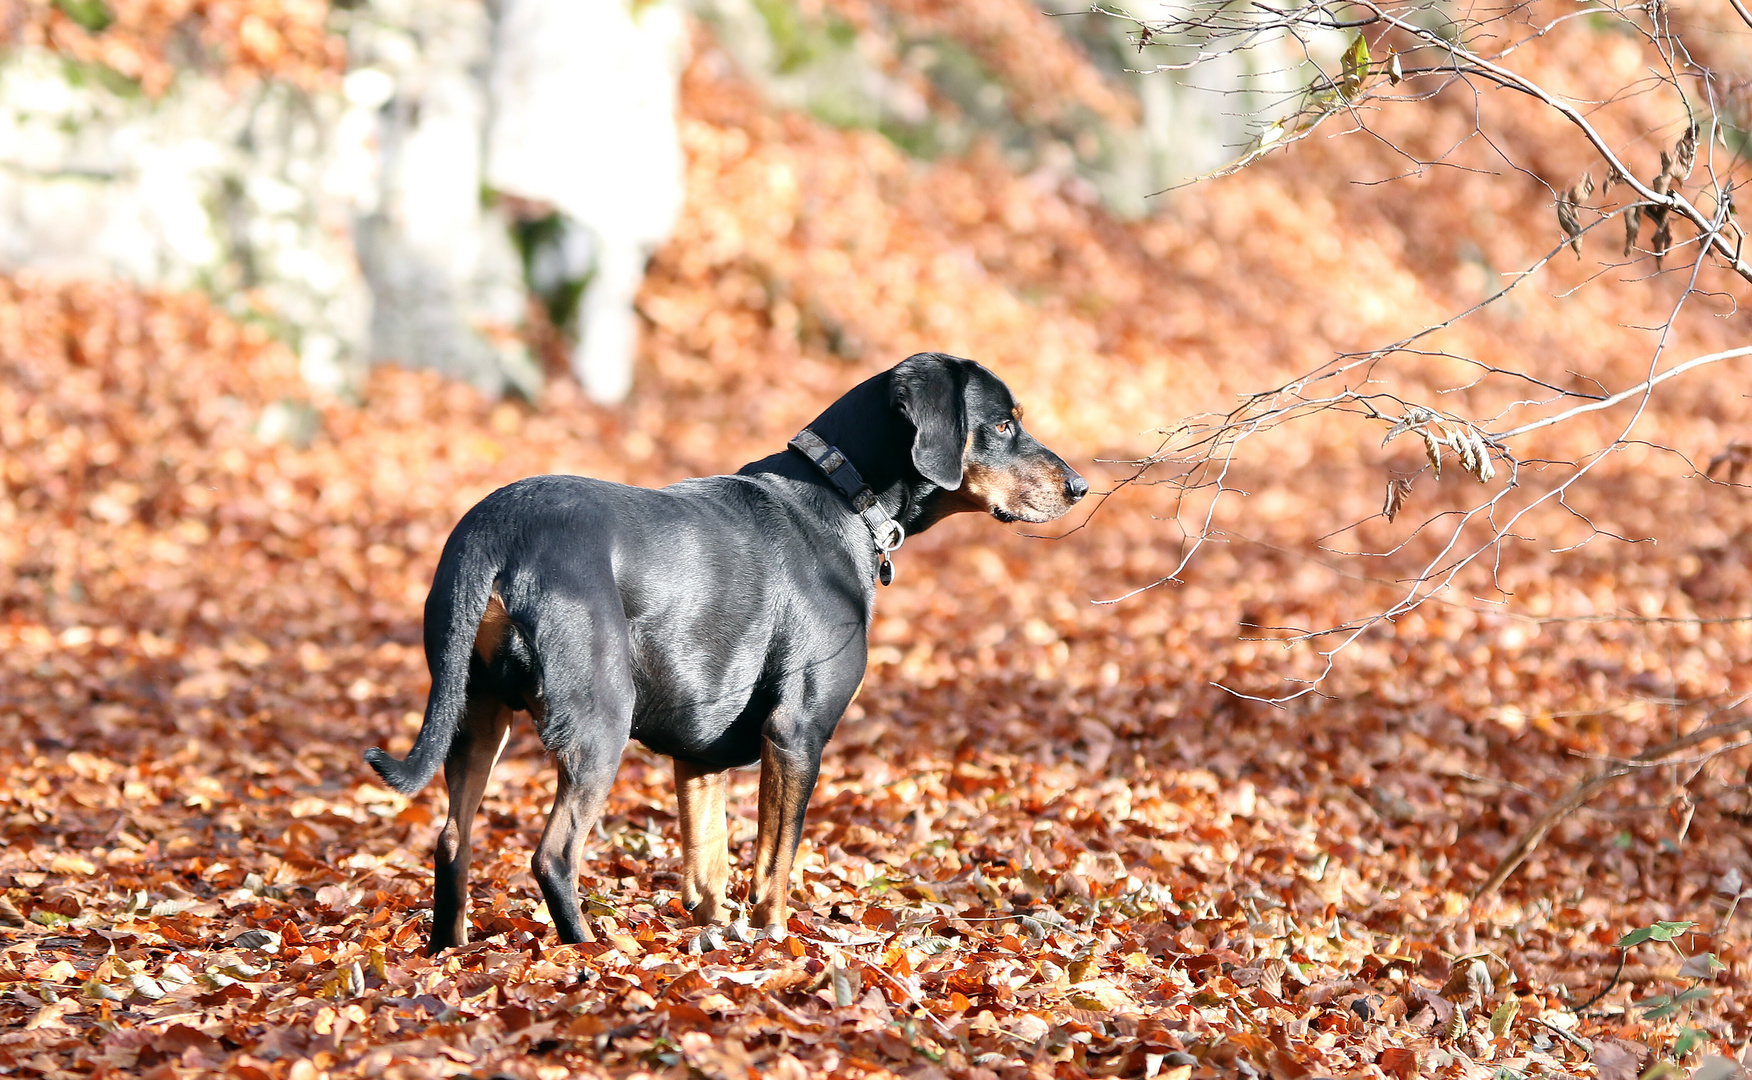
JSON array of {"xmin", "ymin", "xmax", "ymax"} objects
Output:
[
  {"xmin": 1380, "ymin": 407, "xmax": 1496, "ymax": 485},
  {"xmin": 1105, "ymin": 0, "xmax": 1752, "ymax": 695}
]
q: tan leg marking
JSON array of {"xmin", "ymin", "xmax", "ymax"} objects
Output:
[
  {"xmin": 749, "ymin": 739, "xmax": 813, "ymax": 935},
  {"xmin": 673, "ymin": 759, "xmax": 731, "ymax": 925}
]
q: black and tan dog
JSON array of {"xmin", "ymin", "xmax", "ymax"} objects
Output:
[{"xmin": 366, "ymin": 353, "xmax": 1086, "ymax": 952}]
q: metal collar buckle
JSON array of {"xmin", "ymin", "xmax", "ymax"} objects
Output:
[{"xmin": 788, "ymin": 428, "xmax": 905, "ymax": 585}]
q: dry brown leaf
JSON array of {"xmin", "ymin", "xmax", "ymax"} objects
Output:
[
  {"xmin": 1383, "ymin": 475, "xmax": 1414, "ymax": 522},
  {"xmin": 1591, "ymin": 1039, "xmax": 1647, "ymax": 1080}
]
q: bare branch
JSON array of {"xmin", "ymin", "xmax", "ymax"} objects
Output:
[
  {"xmin": 1474, "ymin": 710, "xmax": 1752, "ymax": 903},
  {"xmin": 1493, "ymin": 345, "xmax": 1752, "ymax": 440},
  {"xmin": 1099, "ymin": 0, "xmax": 1752, "ymax": 713}
]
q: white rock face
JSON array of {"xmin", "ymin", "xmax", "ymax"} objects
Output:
[
  {"xmin": 0, "ymin": 51, "xmax": 212, "ymax": 283},
  {"xmin": 0, "ymin": 0, "xmax": 1278, "ymax": 400},
  {"xmin": 0, "ymin": 50, "xmax": 372, "ymax": 396},
  {"xmin": 349, "ymin": 0, "xmax": 537, "ymax": 397},
  {"xmin": 488, "ymin": 0, "xmax": 687, "ymax": 251},
  {"xmin": 0, "ymin": 0, "xmax": 688, "ymax": 403}
]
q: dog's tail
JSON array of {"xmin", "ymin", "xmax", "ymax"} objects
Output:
[{"xmin": 364, "ymin": 525, "xmax": 500, "ymax": 796}]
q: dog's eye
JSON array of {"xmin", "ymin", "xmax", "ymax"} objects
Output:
[{"xmin": 994, "ymin": 421, "xmax": 1012, "ymax": 435}]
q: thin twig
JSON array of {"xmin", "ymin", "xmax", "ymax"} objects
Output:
[
  {"xmin": 1531, "ymin": 1015, "xmax": 1595, "ymax": 1053},
  {"xmin": 1474, "ymin": 715, "xmax": 1752, "ymax": 902},
  {"xmin": 1573, "ymin": 948, "xmax": 1628, "ymax": 1013}
]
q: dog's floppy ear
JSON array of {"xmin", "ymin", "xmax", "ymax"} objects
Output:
[{"xmin": 890, "ymin": 353, "xmax": 968, "ymax": 490}]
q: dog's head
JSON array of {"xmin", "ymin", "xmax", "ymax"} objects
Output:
[{"xmin": 891, "ymin": 353, "xmax": 1088, "ymax": 526}]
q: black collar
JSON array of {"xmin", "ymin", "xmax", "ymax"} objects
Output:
[{"xmin": 788, "ymin": 428, "xmax": 904, "ymax": 585}]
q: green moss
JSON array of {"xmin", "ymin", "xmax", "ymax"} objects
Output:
[
  {"xmin": 52, "ymin": 0, "xmax": 113, "ymax": 33},
  {"xmin": 804, "ymin": 87, "xmax": 876, "ymax": 131},
  {"xmin": 738, "ymin": 4, "xmax": 1040, "ymax": 167},
  {"xmin": 876, "ymin": 117, "xmax": 942, "ymax": 159},
  {"xmin": 917, "ymin": 37, "xmax": 1001, "ymax": 119},
  {"xmin": 509, "ymin": 210, "xmax": 590, "ymax": 334},
  {"xmin": 750, "ymin": 0, "xmax": 857, "ymax": 75},
  {"xmin": 57, "ymin": 55, "xmax": 141, "ymax": 98}
]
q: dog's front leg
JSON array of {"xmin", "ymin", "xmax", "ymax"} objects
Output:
[
  {"xmin": 749, "ymin": 736, "xmax": 820, "ymax": 938},
  {"xmin": 673, "ymin": 759, "xmax": 731, "ymax": 924}
]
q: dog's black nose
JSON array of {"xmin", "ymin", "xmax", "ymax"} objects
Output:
[{"xmin": 1066, "ymin": 472, "xmax": 1089, "ymax": 502}]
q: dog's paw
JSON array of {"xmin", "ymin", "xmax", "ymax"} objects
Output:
[{"xmin": 686, "ymin": 896, "xmax": 735, "ymax": 927}]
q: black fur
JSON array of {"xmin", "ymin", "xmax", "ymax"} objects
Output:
[{"xmin": 364, "ymin": 353, "xmax": 1085, "ymax": 947}]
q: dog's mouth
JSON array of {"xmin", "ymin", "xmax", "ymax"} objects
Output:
[
  {"xmin": 969, "ymin": 467, "xmax": 1079, "ymax": 525},
  {"xmin": 990, "ymin": 504, "xmax": 1060, "ymax": 524}
]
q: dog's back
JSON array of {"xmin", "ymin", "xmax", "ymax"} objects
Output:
[{"xmin": 370, "ymin": 472, "xmax": 869, "ymax": 796}]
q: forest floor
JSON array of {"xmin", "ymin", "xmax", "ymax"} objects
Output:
[{"xmin": 5, "ymin": 12, "xmax": 1752, "ymax": 1080}]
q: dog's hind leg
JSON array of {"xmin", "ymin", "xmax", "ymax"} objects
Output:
[
  {"xmin": 673, "ymin": 760, "xmax": 730, "ymax": 925},
  {"xmin": 532, "ymin": 740, "xmax": 625, "ymax": 944},
  {"xmin": 430, "ymin": 693, "xmax": 514, "ymax": 953},
  {"xmin": 525, "ymin": 596, "xmax": 636, "ymax": 946}
]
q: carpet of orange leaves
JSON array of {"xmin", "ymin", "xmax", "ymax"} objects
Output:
[{"xmin": 5, "ymin": 9, "xmax": 1752, "ymax": 1080}]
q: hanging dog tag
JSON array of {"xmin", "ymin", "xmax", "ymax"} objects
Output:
[{"xmin": 878, "ymin": 554, "xmax": 894, "ymax": 586}]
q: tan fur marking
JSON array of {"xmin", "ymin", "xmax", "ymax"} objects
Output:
[
  {"xmin": 474, "ymin": 592, "xmax": 510, "ymax": 663},
  {"xmin": 961, "ymin": 460, "xmax": 1024, "ymax": 509},
  {"xmin": 674, "ymin": 760, "xmax": 731, "ymax": 925},
  {"xmin": 752, "ymin": 754, "xmax": 784, "ymax": 891},
  {"xmin": 750, "ymin": 741, "xmax": 810, "ymax": 933},
  {"xmin": 960, "ymin": 458, "xmax": 1072, "ymax": 520}
]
